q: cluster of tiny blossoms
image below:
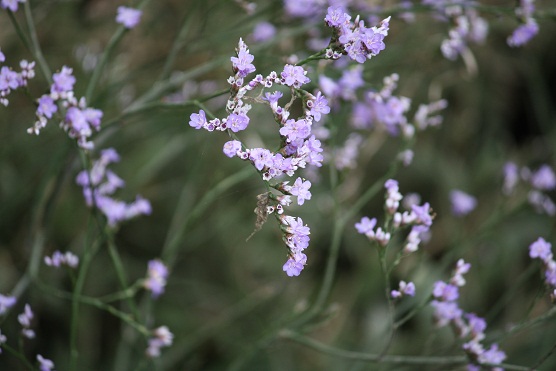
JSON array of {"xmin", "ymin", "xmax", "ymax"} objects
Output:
[
  {"xmin": 503, "ymin": 162, "xmax": 556, "ymax": 216},
  {"xmin": 76, "ymin": 148, "xmax": 152, "ymax": 227},
  {"xmin": 0, "ymin": 49, "xmax": 35, "ymax": 106},
  {"xmin": 189, "ymin": 38, "xmax": 330, "ymax": 277},
  {"xmin": 0, "ymin": 0, "xmax": 25, "ymax": 12},
  {"xmin": 44, "ymin": 250, "xmax": 79, "ymax": 268},
  {"xmin": 430, "ymin": 260, "xmax": 507, "ymax": 370},
  {"xmin": 29, "ymin": 66, "xmax": 102, "ymax": 150},
  {"xmin": 144, "ymin": 259, "xmax": 169, "ymax": 299},
  {"xmin": 324, "ymin": 7, "xmax": 390, "ymax": 63},
  {"xmin": 507, "ymin": 0, "xmax": 538, "ymax": 47},
  {"xmin": 529, "ymin": 237, "xmax": 556, "ymax": 300}
]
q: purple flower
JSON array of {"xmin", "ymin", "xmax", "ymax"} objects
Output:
[
  {"xmin": 283, "ymin": 253, "xmax": 307, "ymax": 277},
  {"xmin": 0, "ymin": 329, "xmax": 6, "ymax": 353},
  {"xmin": 530, "ymin": 165, "xmax": 556, "ymax": 191},
  {"xmin": 37, "ymin": 95, "xmax": 58, "ymax": 119},
  {"xmin": 249, "ymin": 148, "xmax": 273, "ymax": 171},
  {"xmin": 281, "ymin": 64, "xmax": 310, "ymax": 87},
  {"xmin": 529, "ymin": 237, "xmax": 552, "ymax": 262},
  {"xmin": 44, "ymin": 250, "xmax": 79, "ymax": 268},
  {"xmin": 252, "ymin": 21, "xmax": 276, "ymax": 42},
  {"xmin": 279, "ymin": 118, "xmax": 311, "ymax": 141},
  {"xmin": 0, "ymin": 294, "xmax": 16, "ymax": 315},
  {"xmin": 308, "ymin": 91, "xmax": 330, "ymax": 122},
  {"xmin": 1, "ymin": 0, "xmax": 25, "ymax": 12},
  {"xmin": 290, "ymin": 177, "xmax": 312, "ymax": 205},
  {"xmin": 116, "ymin": 6, "xmax": 142, "ymax": 29},
  {"xmin": 227, "ymin": 112, "xmax": 250, "ymax": 132},
  {"xmin": 391, "ymin": 281, "xmax": 415, "ymax": 298},
  {"xmin": 146, "ymin": 326, "xmax": 174, "ymax": 357},
  {"xmin": 508, "ymin": 20, "xmax": 539, "ymax": 47},
  {"xmin": 503, "ymin": 161, "xmax": 519, "ymax": 195},
  {"xmin": 466, "ymin": 313, "xmax": 487, "ymax": 338},
  {"xmin": 231, "ymin": 48, "xmax": 256, "ymax": 78},
  {"xmin": 51, "ymin": 66, "xmax": 75, "ymax": 93},
  {"xmin": 189, "ymin": 110, "xmax": 207, "ymax": 129},
  {"xmin": 478, "ymin": 343, "xmax": 506, "ymax": 366},
  {"xmin": 263, "ymin": 91, "xmax": 283, "ymax": 108},
  {"xmin": 18, "ymin": 304, "xmax": 35, "ymax": 339},
  {"xmin": 355, "ymin": 216, "xmax": 377, "ymax": 235},
  {"xmin": 144, "ymin": 259, "xmax": 169, "ymax": 298},
  {"xmin": 411, "ymin": 202, "xmax": 433, "ymax": 227},
  {"xmin": 450, "ymin": 190, "xmax": 477, "ymax": 217},
  {"xmin": 325, "ymin": 6, "xmax": 350, "ymax": 27},
  {"xmin": 223, "ymin": 140, "xmax": 242, "ymax": 158},
  {"xmin": 0, "ymin": 49, "xmax": 4, "ymax": 62},
  {"xmin": 431, "ymin": 300, "xmax": 463, "ymax": 327},
  {"xmin": 0, "ymin": 66, "xmax": 20, "ymax": 91},
  {"xmin": 37, "ymin": 354, "xmax": 55, "ymax": 371},
  {"xmin": 433, "ymin": 281, "xmax": 459, "ymax": 301}
]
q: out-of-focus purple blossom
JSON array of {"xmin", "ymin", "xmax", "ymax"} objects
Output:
[
  {"xmin": 284, "ymin": 0, "xmax": 323, "ymax": 18},
  {"xmin": 411, "ymin": 203, "xmax": 433, "ymax": 227},
  {"xmin": 431, "ymin": 300, "xmax": 463, "ymax": 327},
  {"xmin": 51, "ymin": 66, "xmax": 76, "ymax": 94},
  {"xmin": 116, "ymin": 6, "xmax": 142, "ymax": 29},
  {"xmin": 0, "ymin": 294, "xmax": 16, "ymax": 315},
  {"xmin": 466, "ymin": 313, "xmax": 487, "ymax": 340},
  {"xmin": 0, "ymin": 329, "xmax": 6, "ymax": 353},
  {"xmin": 391, "ymin": 281, "xmax": 415, "ymax": 298},
  {"xmin": 37, "ymin": 95, "xmax": 58, "ymax": 119},
  {"xmin": 508, "ymin": 20, "xmax": 539, "ymax": 47},
  {"xmin": 433, "ymin": 281, "xmax": 459, "ymax": 301},
  {"xmin": 45, "ymin": 250, "xmax": 79, "ymax": 268},
  {"xmin": 335, "ymin": 133, "xmax": 363, "ymax": 170},
  {"xmin": 414, "ymin": 99, "xmax": 448, "ymax": 130},
  {"xmin": 18, "ymin": 304, "xmax": 35, "ymax": 339},
  {"xmin": 144, "ymin": 259, "xmax": 169, "ymax": 299},
  {"xmin": 528, "ymin": 190, "xmax": 556, "ymax": 216},
  {"xmin": 0, "ymin": 49, "xmax": 4, "ymax": 62},
  {"xmin": 37, "ymin": 354, "xmax": 55, "ymax": 371},
  {"xmin": 529, "ymin": 237, "xmax": 552, "ymax": 262},
  {"xmin": 530, "ymin": 165, "xmax": 556, "ymax": 191},
  {"xmin": 1, "ymin": 0, "xmax": 26, "ymax": 12},
  {"xmin": 252, "ymin": 21, "xmax": 276, "ymax": 42},
  {"xmin": 477, "ymin": 344, "xmax": 506, "ymax": 366},
  {"xmin": 146, "ymin": 326, "xmax": 174, "ymax": 357},
  {"xmin": 450, "ymin": 190, "xmax": 477, "ymax": 217},
  {"xmin": 502, "ymin": 161, "xmax": 519, "ymax": 195}
]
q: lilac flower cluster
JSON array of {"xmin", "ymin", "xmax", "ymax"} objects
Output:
[
  {"xmin": 18, "ymin": 304, "xmax": 35, "ymax": 339},
  {"xmin": 76, "ymin": 148, "xmax": 152, "ymax": 227},
  {"xmin": 430, "ymin": 260, "xmax": 507, "ymax": 370},
  {"xmin": 0, "ymin": 51, "xmax": 35, "ymax": 106},
  {"xmin": 0, "ymin": 0, "xmax": 25, "ymax": 12},
  {"xmin": 146, "ymin": 326, "xmax": 174, "ymax": 358},
  {"xmin": 44, "ymin": 250, "xmax": 79, "ymax": 268},
  {"xmin": 507, "ymin": 0, "xmax": 538, "ymax": 47},
  {"xmin": 29, "ymin": 66, "xmax": 103, "ymax": 150},
  {"xmin": 356, "ymin": 179, "xmax": 434, "ymax": 252},
  {"xmin": 116, "ymin": 6, "xmax": 142, "ymax": 29},
  {"xmin": 503, "ymin": 162, "xmax": 555, "ymax": 216},
  {"xmin": 0, "ymin": 293, "xmax": 16, "ymax": 315},
  {"xmin": 529, "ymin": 237, "xmax": 556, "ymax": 300},
  {"xmin": 37, "ymin": 354, "xmax": 56, "ymax": 371},
  {"xmin": 144, "ymin": 259, "xmax": 169, "ymax": 298},
  {"xmin": 324, "ymin": 7, "xmax": 390, "ymax": 63},
  {"xmin": 189, "ymin": 38, "xmax": 330, "ymax": 277},
  {"xmin": 391, "ymin": 280, "xmax": 415, "ymax": 299},
  {"xmin": 439, "ymin": 8, "xmax": 488, "ymax": 61},
  {"xmin": 450, "ymin": 189, "xmax": 477, "ymax": 217}
]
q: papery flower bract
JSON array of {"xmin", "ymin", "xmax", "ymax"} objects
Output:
[
  {"xmin": 116, "ymin": 6, "xmax": 142, "ymax": 29},
  {"xmin": 0, "ymin": 294, "xmax": 16, "ymax": 315},
  {"xmin": 144, "ymin": 259, "xmax": 169, "ymax": 298},
  {"xmin": 37, "ymin": 354, "xmax": 55, "ymax": 371}
]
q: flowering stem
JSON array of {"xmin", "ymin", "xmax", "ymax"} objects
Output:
[
  {"xmin": 280, "ymin": 329, "xmax": 467, "ymax": 365},
  {"xmin": 23, "ymin": 0, "xmax": 52, "ymax": 82},
  {"xmin": 296, "ymin": 50, "xmax": 327, "ymax": 67}
]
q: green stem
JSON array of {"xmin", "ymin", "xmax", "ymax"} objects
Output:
[
  {"xmin": 280, "ymin": 330, "xmax": 466, "ymax": 365},
  {"xmin": 23, "ymin": 1, "xmax": 52, "ymax": 82},
  {"xmin": 1, "ymin": 343, "xmax": 35, "ymax": 370},
  {"xmin": 107, "ymin": 233, "xmax": 139, "ymax": 316},
  {"xmin": 7, "ymin": 11, "xmax": 33, "ymax": 54},
  {"xmin": 296, "ymin": 50, "xmax": 327, "ymax": 66},
  {"xmin": 377, "ymin": 245, "xmax": 396, "ymax": 358}
]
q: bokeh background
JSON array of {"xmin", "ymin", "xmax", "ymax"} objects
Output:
[{"xmin": 1, "ymin": 0, "xmax": 556, "ymax": 370}]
